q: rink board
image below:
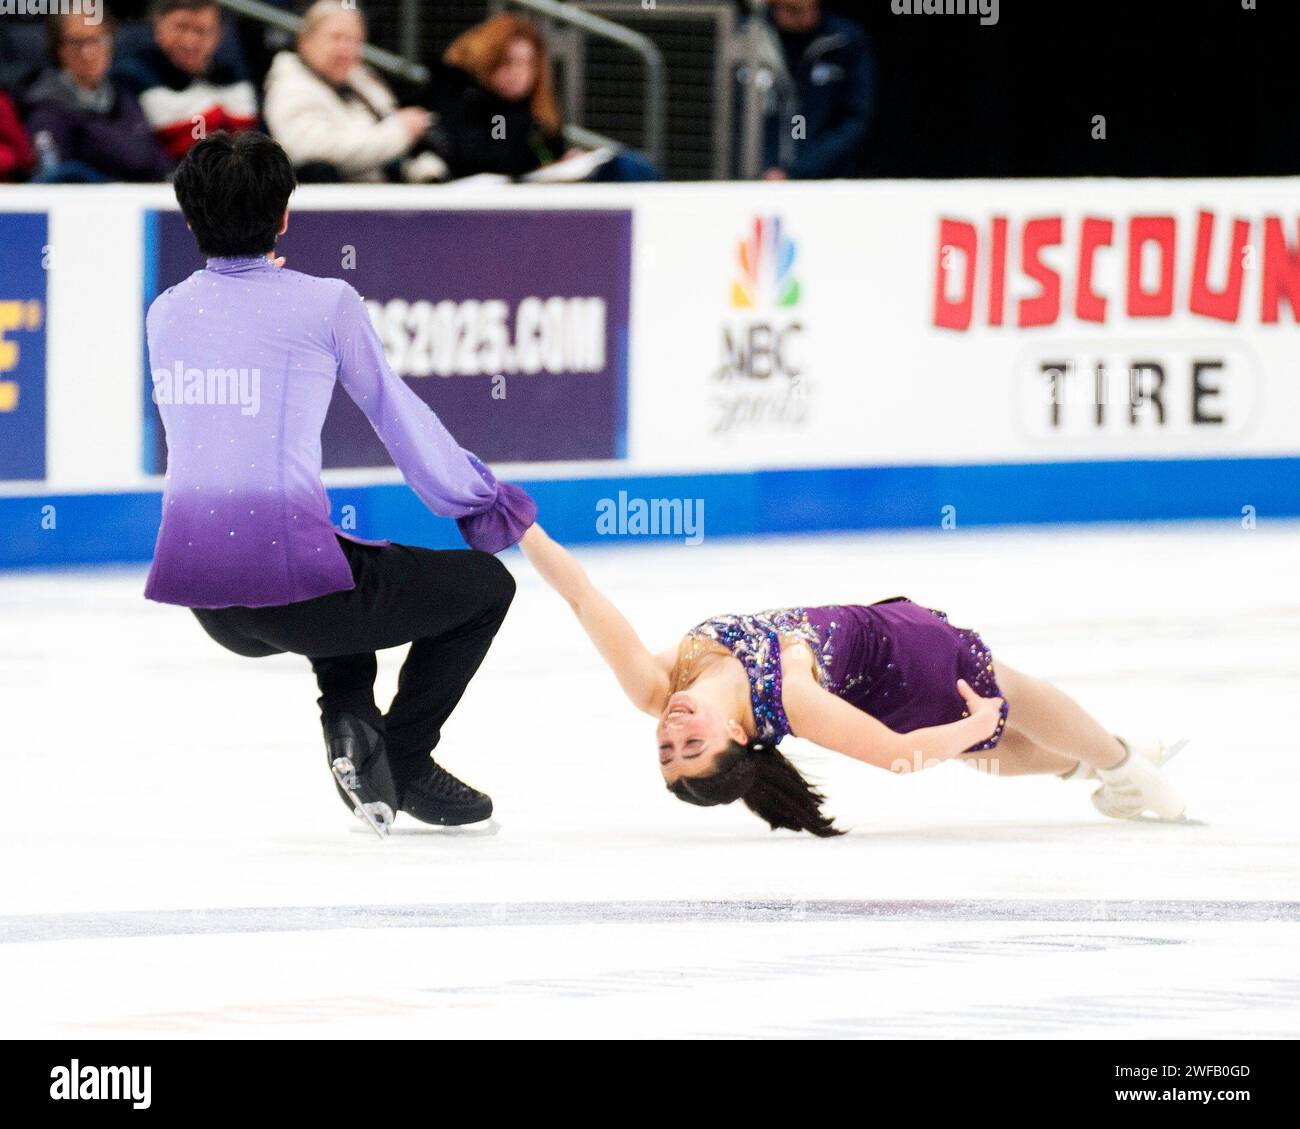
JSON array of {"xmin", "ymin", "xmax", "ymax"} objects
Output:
[
  {"xmin": 2, "ymin": 179, "xmax": 1300, "ymax": 568},
  {"xmin": 0, "ymin": 453, "xmax": 1295, "ymax": 568}
]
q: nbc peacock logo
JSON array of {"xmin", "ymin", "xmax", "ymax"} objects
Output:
[
  {"xmin": 714, "ymin": 215, "xmax": 809, "ymax": 432},
  {"xmin": 730, "ymin": 216, "xmax": 801, "ymax": 310}
]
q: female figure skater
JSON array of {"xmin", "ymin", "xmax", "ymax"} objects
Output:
[{"xmin": 518, "ymin": 525, "xmax": 1185, "ymax": 836}]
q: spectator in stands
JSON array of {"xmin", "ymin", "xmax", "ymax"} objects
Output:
[
  {"xmin": 0, "ymin": 90, "xmax": 36, "ymax": 182},
  {"xmin": 0, "ymin": 16, "xmax": 47, "ymax": 94},
  {"xmin": 113, "ymin": 0, "xmax": 258, "ymax": 161},
  {"xmin": 761, "ymin": 0, "xmax": 873, "ymax": 180},
  {"xmin": 263, "ymin": 0, "xmax": 443, "ymax": 183},
  {"xmin": 22, "ymin": 12, "xmax": 173, "ymax": 183},
  {"xmin": 430, "ymin": 13, "xmax": 661, "ymax": 182}
]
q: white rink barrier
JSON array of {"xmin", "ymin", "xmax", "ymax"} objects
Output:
[{"xmin": 1, "ymin": 178, "xmax": 1298, "ymax": 567}]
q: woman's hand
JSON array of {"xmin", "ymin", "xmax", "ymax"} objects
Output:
[
  {"xmin": 397, "ymin": 106, "xmax": 433, "ymax": 142},
  {"xmin": 783, "ymin": 674, "xmax": 1003, "ymax": 773},
  {"xmin": 956, "ymin": 678, "xmax": 1004, "ymax": 746}
]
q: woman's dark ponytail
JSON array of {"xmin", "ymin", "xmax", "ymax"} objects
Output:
[
  {"xmin": 741, "ymin": 743, "xmax": 843, "ymax": 838},
  {"xmin": 668, "ymin": 740, "xmax": 844, "ymax": 838}
]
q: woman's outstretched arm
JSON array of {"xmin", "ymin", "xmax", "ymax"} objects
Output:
[
  {"xmin": 518, "ymin": 525, "xmax": 670, "ymax": 716},
  {"xmin": 782, "ymin": 655, "xmax": 1004, "ymax": 772}
]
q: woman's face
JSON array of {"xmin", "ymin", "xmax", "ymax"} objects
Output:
[
  {"xmin": 300, "ymin": 11, "xmax": 365, "ymax": 87},
  {"xmin": 489, "ymin": 37, "xmax": 538, "ymax": 102},
  {"xmin": 656, "ymin": 691, "xmax": 742, "ymax": 784}
]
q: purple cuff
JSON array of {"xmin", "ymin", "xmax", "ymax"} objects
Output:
[{"xmin": 455, "ymin": 454, "xmax": 537, "ymax": 553}]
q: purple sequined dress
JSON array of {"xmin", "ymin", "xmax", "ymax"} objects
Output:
[{"xmin": 688, "ymin": 598, "xmax": 1008, "ymax": 753}]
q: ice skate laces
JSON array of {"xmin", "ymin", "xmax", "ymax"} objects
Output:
[{"xmin": 406, "ymin": 763, "xmax": 482, "ymax": 803}]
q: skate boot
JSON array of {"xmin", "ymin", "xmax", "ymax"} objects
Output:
[
  {"xmin": 1062, "ymin": 736, "xmax": 1163, "ymax": 783},
  {"xmin": 397, "ymin": 760, "xmax": 493, "ymax": 827},
  {"xmin": 1091, "ymin": 737, "xmax": 1185, "ymax": 821},
  {"xmin": 323, "ymin": 712, "xmax": 399, "ymax": 838}
]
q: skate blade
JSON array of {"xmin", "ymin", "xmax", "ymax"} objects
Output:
[
  {"xmin": 331, "ymin": 757, "xmax": 393, "ymax": 840},
  {"xmin": 1129, "ymin": 811, "xmax": 1207, "ymax": 826},
  {"xmin": 389, "ymin": 817, "xmax": 500, "ymax": 838},
  {"xmin": 353, "ymin": 802, "xmax": 395, "ymax": 838}
]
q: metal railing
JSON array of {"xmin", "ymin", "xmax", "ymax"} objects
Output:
[
  {"xmin": 727, "ymin": 11, "xmax": 798, "ymax": 179},
  {"xmin": 572, "ymin": 0, "xmax": 737, "ymax": 181},
  {"xmin": 564, "ymin": 0, "xmax": 788, "ymax": 180}
]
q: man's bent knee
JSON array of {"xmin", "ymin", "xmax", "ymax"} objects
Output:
[{"xmin": 475, "ymin": 550, "xmax": 516, "ymax": 611}]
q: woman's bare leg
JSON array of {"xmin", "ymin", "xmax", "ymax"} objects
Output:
[
  {"xmin": 993, "ymin": 660, "xmax": 1126, "ymax": 772},
  {"xmin": 963, "ymin": 725, "xmax": 1079, "ymax": 777}
]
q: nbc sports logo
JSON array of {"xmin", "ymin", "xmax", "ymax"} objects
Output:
[
  {"xmin": 730, "ymin": 216, "xmax": 801, "ymax": 310},
  {"xmin": 714, "ymin": 215, "xmax": 808, "ymax": 433}
]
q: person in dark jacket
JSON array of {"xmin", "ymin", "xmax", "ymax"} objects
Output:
[
  {"xmin": 22, "ymin": 12, "xmax": 173, "ymax": 183},
  {"xmin": 762, "ymin": 0, "xmax": 873, "ymax": 180},
  {"xmin": 112, "ymin": 0, "xmax": 258, "ymax": 162}
]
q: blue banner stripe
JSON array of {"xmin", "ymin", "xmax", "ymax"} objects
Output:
[{"xmin": 3, "ymin": 455, "xmax": 1295, "ymax": 570}]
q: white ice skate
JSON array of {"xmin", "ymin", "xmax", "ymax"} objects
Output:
[
  {"xmin": 1060, "ymin": 735, "xmax": 1163, "ymax": 783},
  {"xmin": 1090, "ymin": 738, "xmax": 1185, "ymax": 822}
]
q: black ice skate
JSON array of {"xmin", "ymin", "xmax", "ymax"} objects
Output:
[
  {"xmin": 323, "ymin": 712, "xmax": 399, "ymax": 839},
  {"xmin": 397, "ymin": 761, "xmax": 493, "ymax": 827}
]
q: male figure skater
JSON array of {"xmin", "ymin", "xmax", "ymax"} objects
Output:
[{"xmin": 145, "ymin": 130, "xmax": 535, "ymax": 835}]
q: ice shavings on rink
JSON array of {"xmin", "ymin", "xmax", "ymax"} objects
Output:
[{"xmin": 2, "ymin": 521, "xmax": 1298, "ymax": 1037}]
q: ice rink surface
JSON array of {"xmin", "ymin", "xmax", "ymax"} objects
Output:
[{"xmin": 2, "ymin": 520, "xmax": 1298, "ymax": 1039}]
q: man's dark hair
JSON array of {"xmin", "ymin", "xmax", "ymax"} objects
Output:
[
  {"xmin": 173, "ymin": 131, "xmax": 297, "ymax": 257},
  {"xmin": 151, "ymin": 0, "xmax": 220, "ymax": 18},
  {"xmin": 668, "ymin": 740, "xmax": 844, "ymax": 837}
]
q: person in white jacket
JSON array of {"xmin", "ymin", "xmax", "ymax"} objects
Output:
[{"xmin": 263, "ymin": 0, "xmax": 444, "ymax": 183}]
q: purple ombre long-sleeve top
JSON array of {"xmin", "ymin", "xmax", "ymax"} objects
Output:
[{"xmin": 144, "ymin": 255, "xmax": 536, "ymax": 609}]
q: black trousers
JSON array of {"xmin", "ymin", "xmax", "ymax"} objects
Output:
[{"xmin": 192, "ymin": 537, "xmax": 516, "ymax": 781}]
